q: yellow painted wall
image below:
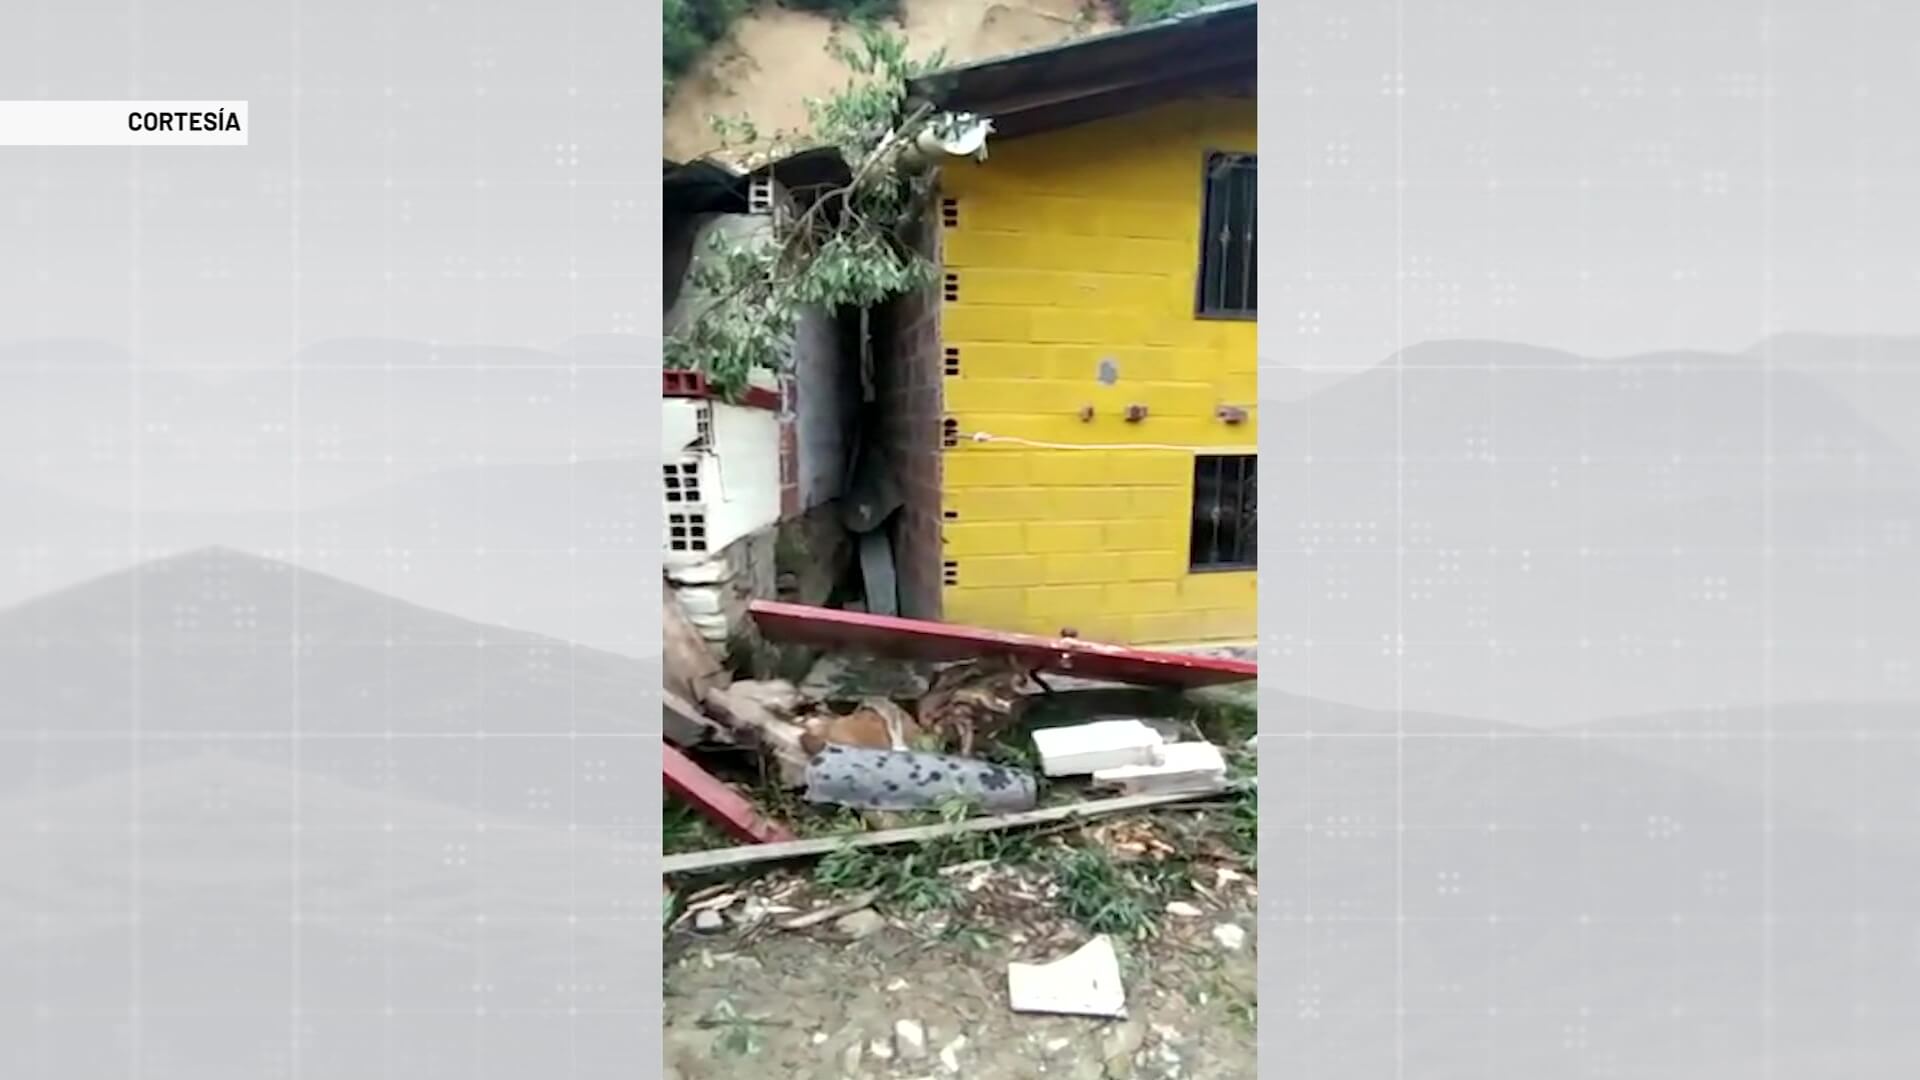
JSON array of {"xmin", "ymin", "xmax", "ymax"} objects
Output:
[{"xmin": 935, "ymin": 96, "xmax": 1256, "ymax": 645}]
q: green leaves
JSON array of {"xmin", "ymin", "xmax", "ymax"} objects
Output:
[{"xmin": 668, "ymin": 29, "xmax": 947, "ymax": 401}]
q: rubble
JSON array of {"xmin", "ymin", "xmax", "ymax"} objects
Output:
[
  {"xmin": 1007, "ymin": 935, "xmax": 1128, "ymax": 1019},
  {"xmin": 702, "ymin": 685, "xmax": 811, "ymax": 786},
  {"xmin": 800, "ymin": 696, "xmax": 925, "ymax": 754},
  {"xmin": 916, "ymin": 656, "xmax": 1036, "ymax": 756},
  {"xmin": 939, "ymin": 1034, "xmax": 968, "ymax": 1073},
  {"xmin": 725, "ymin": 678, "xmax": 805, "ymax": 718},
  {"xmin": 835, "ymin": 908, "xmax": 886, "ymax": 939},
  {"xmin": 893, "ymin": 1018, "xmax": 928, "ymax": 1059},
  {"xmin": 1210, "ymin": 924, "xmax": 1246, "ymax": 951},
  {"xmin": 663, "ymin": 690, "xmax": 727, "ymax": 748},
  {"xmin": 778, "ymin": 887, "xmax": 882, "ymax": 931},
  {"xmin": 663, "ymin": 592, "xmax": 728, "ymax": 703}
]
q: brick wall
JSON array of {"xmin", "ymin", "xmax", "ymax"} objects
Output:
[{"xmin": 876, "ymin": 204, "xmax": 946, "ymax": 622}]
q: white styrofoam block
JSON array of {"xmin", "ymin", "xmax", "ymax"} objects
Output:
[
  {"xmin": 1092, "ymin": 741, "xmax": 1229, "ymax": 794},
  {"xmin": 1030, "ymin": 720, "xmax": 1164, "ymax": 777}
]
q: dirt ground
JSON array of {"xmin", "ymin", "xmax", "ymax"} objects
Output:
[
  {"xmin": 664, "ymin": 850, "xmax": 1255, "ymax": 1079},
  {"xmin": 664, "ymin": 0, "xmax": 1118, "ymax": 164},
  {"xmin": 663, "ymin": 734, "xmax": 1257, "ymax": 1080}
]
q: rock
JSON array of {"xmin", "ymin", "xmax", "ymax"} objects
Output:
[
  {"xmin": 835, "ymin": 908, "xmax": 885, "ymax": 940},
  {"xmin": 868, "ymin": 1037, "xmax": 894, "ymax": 1061},
  {"xmin": 938, "ymin": 1035, "xmax": 967, "ymax": 1073},
  {"xmin": 841, "ymin": 1042, "xmax": 863, "ymax": 1072},
  {"xmin": 1164, "ymin": 901, "xmax": 1203, "ymax": 918},
  {"xmin": 894, "ymin": 1018, "xmax": 927, "ymax": 1059},
  {"xmin": 811, "ymin": 1031, "xmax": 828, "ymax": 1045},
  {"xmin": 1211, "ymin": 923, "xmax": 1246, "ymax": 951},
  {"xmin": 663, "ymin": 594, "xmax": 726, "ymax": 703},
  {"xmin": 692, "ymin": 909, "xmax": 725, "ymax": 933},
  {"xmin": 1102, "ymin": 1019, "xmax": 1147, "ymax": 1076}
]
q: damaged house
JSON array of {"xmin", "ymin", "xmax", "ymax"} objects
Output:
[{"xmin": 662, "ymin": 1, "xmax": 1257, "ymax": 659}]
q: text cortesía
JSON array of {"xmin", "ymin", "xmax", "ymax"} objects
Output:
[{"xmin": 128, "ymin": 108, "xmax": 242, "ymax": 133}]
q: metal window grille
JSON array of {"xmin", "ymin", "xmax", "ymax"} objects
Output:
[
  {"xmin": 1196, "ymin": 152, "xmax": 1257, "ymax": 317},
  {"xmin": 1189, "ymin": 454, "xmax": 1256, "ymax": 570}
]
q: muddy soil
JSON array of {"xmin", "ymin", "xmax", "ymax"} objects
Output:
[{"xmin": 664, "ymin": 0, "xmax": 1118, "ymax": 164}]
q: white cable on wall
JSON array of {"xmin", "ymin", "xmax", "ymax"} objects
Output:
[{"xmin": 958, "ymin": 430, "xmax": 1248, "ymax": 453}]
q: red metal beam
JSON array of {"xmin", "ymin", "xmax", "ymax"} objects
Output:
[
  {"xmin": 748, "ymin": 600, "xmax": 1256, "ymax": 689},
  {"xmin": 664, "ymin": 744, "xmax": 798, "ymax": 845}
]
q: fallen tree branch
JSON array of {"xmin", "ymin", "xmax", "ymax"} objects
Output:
[{"xmin": 662, "ymin": 789, "xmax": 1226, "ymax": 876}]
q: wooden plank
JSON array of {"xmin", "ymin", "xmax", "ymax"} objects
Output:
[
  {"xmin": 661, "ymin": 789, "xmax": 1220, "ymax": 876},
  {"xmin": 748, "ymin": 600, "xmax": 1256, "ymax": 689}
]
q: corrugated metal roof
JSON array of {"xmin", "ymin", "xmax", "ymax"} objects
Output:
[{"xmin": 906, "ymin": 0, "xmax": 1256, "ymax": 138}]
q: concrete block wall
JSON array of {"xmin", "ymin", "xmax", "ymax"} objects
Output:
[{"xmin": 933, "ymin": 97, "xmax": 1258, "ymax": 645}]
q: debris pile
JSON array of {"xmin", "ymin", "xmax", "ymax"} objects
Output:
[{"xmin": 664, "ymin": 595, "xmax": 1253, "ymax": 838}]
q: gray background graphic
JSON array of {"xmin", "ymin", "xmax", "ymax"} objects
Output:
[
  {"xmin": 1261, "ymin": 2, "xmax": 1920, "ymax": 1077},
  {"xmin": 0, "ymin": 1, "xmax": 659, "ymax": 1078}
]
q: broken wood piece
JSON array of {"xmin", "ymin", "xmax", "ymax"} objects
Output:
[
  {"xmin": 805, "ymin": 744, "xmax": 1039, "ymax": 814},
  {"xmin": 725, "ymin": 679, "xmax": 805, "ymax": 719},
  {"xmin": 702, "ymin": 685, "xmax": 811, "ymax": 787},
  {"xmin": 1031, "ymin": 720, "xmax": 1164, "ymax": 777},
  {"xmin": 800, "ymin": 697, "xmax": 925, "ymax": 756},
  {"xmin": 662, "ymin": 789, "xmax": 1220, "ymax": 875},
  {"xmin": 1092, "ymin": 741, "xmax": 1229, "ymax": 795},
  {"xmin": 663, "ymin": 690, "xmax": 727, "ymax": 748},
  {"xmin": 1007, "ymin": 935, "xmax": 1127, "ymax": 1019},
  {"xmin": 777, "ymin": 888, "xmax": 883, "ymax": 931}
]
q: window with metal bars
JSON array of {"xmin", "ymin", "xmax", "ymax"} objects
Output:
[
  {"xmin": 1189, "ymin": 453, "xmax": 1256, "ymax": 570},
  {"xmin": 1196, "ymin": 152, "xmax": 1257, "ymax": 318}
]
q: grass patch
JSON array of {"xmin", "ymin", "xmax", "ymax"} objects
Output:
[
  {"xmin": 703, "ymin": 998, "xmax": 766, "ymax": 1056},
  {"xmin": 664, "ymin": 797, "xmax": 730, "ymax": 855},
  {"xmin": 1050, "ymin": 847, "xmax": 1161, "ymax": 939},
  {"xmin": 1224, "ymin": 750, "xmax": 1257, "ymax": 869},
  {"xmin": 808, "ymin": 795, "xmax": 1050, "ymax": 914}
]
